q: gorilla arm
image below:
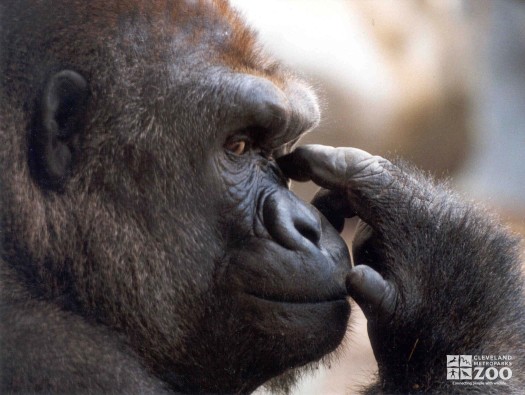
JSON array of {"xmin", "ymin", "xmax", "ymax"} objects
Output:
[{"xmin": 278, "ymin": 145, "xmax": 525, "ymax": 394}]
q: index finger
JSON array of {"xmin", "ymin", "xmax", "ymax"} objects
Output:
[
  {"xmin": 277, "ymin": 145, "xmax": 399, "ymax": 222},
  {"xmin": 277, "ymin": 144, "xmax": 381, "ymax": 190}
]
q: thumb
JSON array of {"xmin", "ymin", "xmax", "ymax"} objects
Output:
[{"xmin": 346, "ymin": 265, "xmax": 396, "ymax": 322}]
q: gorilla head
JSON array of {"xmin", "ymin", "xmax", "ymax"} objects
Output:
[{"xmin": 0, "ymin": 1, "xmax": 350, "ymax": 393}]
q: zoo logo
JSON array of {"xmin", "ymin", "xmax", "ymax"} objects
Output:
[{"xmin": 446, "ymin": 355, "xmax": 513, "ymax": 381}]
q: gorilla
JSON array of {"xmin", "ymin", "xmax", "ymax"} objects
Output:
[{"xmin": 0, "ymin": 0, "xmax": 523, "ymax": 394}]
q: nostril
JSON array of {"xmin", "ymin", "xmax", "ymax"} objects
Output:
[
  {"xmin": 294, "ymin": 217, "xmax": 321, "ymax": 246},
  {"xmin": 262, "ymin": 191, "xmax": 323, "ymax": 251}
]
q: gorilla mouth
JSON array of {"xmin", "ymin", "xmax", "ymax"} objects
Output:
[
  {"xmin": 245, "ymin": 290, "xmax": 347, "ymax": 305},
  {"xmin": 226, "ymin": 244, "xmax": 350, "ymax": 308}
]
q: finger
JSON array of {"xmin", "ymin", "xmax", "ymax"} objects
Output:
[
  {"xmin": 346, "ymin": 265, "xmax": 396, "ymax": 322},
  {"xmin": 277, "ymin": 144, "xmax": 380, "ymax": 190},
  {"xmin": 277, "ymin": 145, "xmax": 398, "ymax": 223},
  {"xmin": 311, "ymin": 188, "xmax": 356, "ymax": 233}
]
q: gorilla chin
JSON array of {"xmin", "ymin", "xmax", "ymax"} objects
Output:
[{"xmin": 238, "ymin": 296, "xmax": 350, "ymax": 363}]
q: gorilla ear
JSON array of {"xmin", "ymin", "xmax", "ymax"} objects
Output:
[{"xmin": 30, "ymin": 70, "xmax": 89, "ymax": 191}]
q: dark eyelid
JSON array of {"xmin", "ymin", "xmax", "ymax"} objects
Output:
[
  {"xmin": 225, "ymin": 127, "xmax": 299, "ymax": 158},
  {"xmin": 226, "ymin": 126, "xmax": 259, "ymax": 142}
]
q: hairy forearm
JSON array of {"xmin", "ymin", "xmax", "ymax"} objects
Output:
[{"xmin": 366, "ymin": 171, "xmax": 525, "ymax": 393}]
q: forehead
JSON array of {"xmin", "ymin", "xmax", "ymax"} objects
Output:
[
  {"xmin": 0, "ymin": 0, "xmax": 258, "ymax": 75},
  {"xmin": 107, "ymin": 0, "xmax": 259, "ymax": 68}
]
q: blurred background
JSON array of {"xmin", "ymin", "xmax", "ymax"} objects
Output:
[{"xmin": 229, "ymin": 1, "xmax": 525, "ymax": 394}]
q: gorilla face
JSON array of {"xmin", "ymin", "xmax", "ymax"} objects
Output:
[
  {"xmin": 0, "ymin": 1, "xmax": 350, "ymax": 393},
  {"xmin": 183, "ymin": 129, "xmax": 351, "ymax": 391}
]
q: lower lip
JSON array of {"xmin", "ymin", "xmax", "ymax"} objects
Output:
[{"xmin": 245, "ymin": 293, "xmax": 348, "ymax": 305}]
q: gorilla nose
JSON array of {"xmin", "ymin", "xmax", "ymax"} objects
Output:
[{"xmin": 263, "ymin": 190, "xmax": 322, "ymax": 251}]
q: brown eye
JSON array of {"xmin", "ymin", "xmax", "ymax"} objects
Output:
[{"xmin": 225, "ymin": 140, "xmax": 248, "ymax": 155}]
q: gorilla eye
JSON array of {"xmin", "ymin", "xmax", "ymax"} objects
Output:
[{"xmin": 225, "ymin": 139, "xmax": 249, "ymax": 156}]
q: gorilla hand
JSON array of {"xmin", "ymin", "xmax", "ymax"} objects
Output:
[{"xmin": 278, "ymin": 144, "xmax": 525, "ymax": 393}]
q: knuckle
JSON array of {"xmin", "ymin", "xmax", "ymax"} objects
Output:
[{"xmin": 351, "ymin": 155, "xmax": 388, "ymax": 182}]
